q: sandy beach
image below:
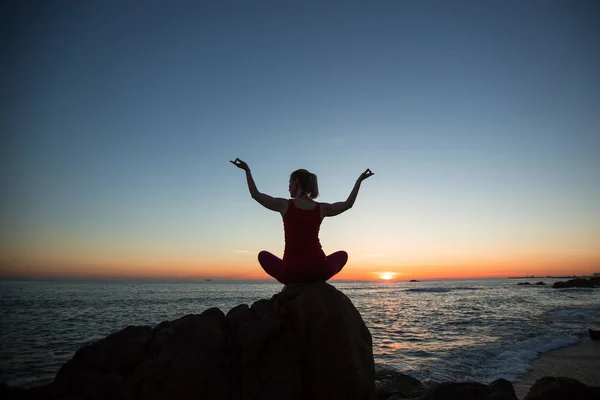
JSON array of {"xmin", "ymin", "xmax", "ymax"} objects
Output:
[{"xmin": 513, "ymin": 338, "xmax": 600, "ymax": 399}]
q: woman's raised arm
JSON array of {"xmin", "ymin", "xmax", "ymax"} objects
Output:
[
  {"xmin": 321, "ymin": 169, "xmax": 374, "ymax": 218},
  {"xmin": 230, "ymin": 158, "xmax": 287, "ymax": 213}
]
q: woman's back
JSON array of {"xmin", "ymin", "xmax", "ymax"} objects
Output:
[{"xmin": 282, "ymin": 199, "xmax": 325, "ymax": 267}]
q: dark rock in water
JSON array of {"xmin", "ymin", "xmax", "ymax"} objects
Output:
[
  {"xmin": 590, "ymin": 328, "xmax": 600, "ymax": 340},
  {"xmin": 374, "ymin": 365, "xmax": 424, "ymax": 399},
  {"xmin": 488, "ymin": 378, "xmax": 518, "ymax": 398},
  {"xmin": 517, "ymin": 282, "xmax": 531, "ymax": 285},
  {"xmin": 484, "ymin": 394, "xmax": 517, "ymax": 400},
  {"xmin": 418, "ymin": 379, "xmax": 517, "ymax": 400},
  {"xmin": 534, "ymin": 282, "xmax": 546, "ymax": 285},
  {"xmin": 4, "ymin": 281, "xmax": 374, "ymax": 400},
  {"xmin": 552, "ymin": 277, "xmax": 600, "ymax": 288},
  {"xmin": 523, "ymin": 376, "xmax": 599, "ymax": 400},
  {"xmin": 409, "ymin": 280, "xmax": 420, "ymax": 282}
]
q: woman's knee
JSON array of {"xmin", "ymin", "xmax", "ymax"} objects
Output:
[
  {"xmin": 258, "ymin": 250, "xmax": 277, "ymax": 263},
  {"xmin": 329, "ymin": 250, "xmax": 348, "ymax": 263}
]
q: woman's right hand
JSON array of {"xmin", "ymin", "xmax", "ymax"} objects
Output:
[
  {"xmin": 230, "ymin": 158, "xmax": 250, "ymax": 172},
  {"xmin": 358, "ymin": 168, "xmax": 374, "ymax": 182}
]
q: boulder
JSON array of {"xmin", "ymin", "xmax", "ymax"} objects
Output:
[
  {"xmin": 374, "ymin": 365, "xmax": 424, "ymax": 399},
  {"xmin": 534, "ymin": 282, "xmax": 546, "ymax": 285},
  {"xmin": 417, "ymin": 379, "xmax": 517, "ymax": 400},
  {"xmin": 523, "ymin": 377, "xmax": 600, "ymax": 400},
  {"xmin": 4, "ymin": 281, "xmax": 375, "ymax": 400},
  {"xmin": 517, "ymin": 282, "xmax": 531, "ymax": 285},
  {"xmin": 228, "ymin": 282, "xmax": 375, "ymax": 400},
  {"xmin": 589, "ymin": 328, "xmax": 600, "ymax": 341}
]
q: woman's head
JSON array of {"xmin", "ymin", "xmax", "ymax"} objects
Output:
[{"xmin": 289, "ymin": 169, "xmax": 319, "ymax": 199}]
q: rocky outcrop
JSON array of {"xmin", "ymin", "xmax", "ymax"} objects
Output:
[
  {"xmin": 410, "ymin": 377, "xmax": 600, "ymax": 400},
  {"xmin": 417, "ymin": 379, "xmax": 518, "ymax": 400},
  {"xmin": 373, "ymin": 376, "xmax": 600, "ymax": 400},
  {"xmin": 523, "ymin": 377, "xmax": 600, "ymax": 400},
  {"xmin": 374, "ymin": 366, "xmax": 424, "ymax": 399},
  {"xmin": 3, "ymin": 281, "xmax": 374, "ymax": 400},
  {"xmin": 590, "ymin": 328, "xmax": 600, "ymax": 341},
  {"xmin": 552, "ymin": 277, "xmax": 600, "ymax": 289}
]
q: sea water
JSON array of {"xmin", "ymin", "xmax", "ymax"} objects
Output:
[{"xmin": 1, "ymin": 278, "xmax": 599, "ymax": 388}]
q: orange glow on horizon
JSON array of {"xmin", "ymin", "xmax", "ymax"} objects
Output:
[
  {"xmin": 1, "ymin": 254, "xmax": 598, "ymax": 281},
  {"xmin": 1, "ymin": 245, "xmax": 599, "ymax": 281}
]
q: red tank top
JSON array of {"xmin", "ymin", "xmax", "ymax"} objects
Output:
[{"xmin": 282, "ymin": 199, "xmax": 326, "ymax": 267}]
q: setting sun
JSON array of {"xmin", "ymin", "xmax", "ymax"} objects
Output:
[{"xmin": 379, "ymin": 272, "xmax": 396, "ymax": 280}]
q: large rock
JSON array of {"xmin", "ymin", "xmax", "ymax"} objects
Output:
[
  {"xmin": 3, "ymin": 281, "xmax": 375, "ymax": 400},
  {"xmin": 523, "ymin": 377, "xmax": 600, "ymax": 400},
  {"xmin": 552, "ymin": 277, "xmax": 600, "ymax": 288},
  {"xmin": 374, "ymin": 365, "xmax": 424, "ymax": 399},
  {"xmin": 227, "ymin": 282, "xmax": 375, "ymax": 400},
  {"xmin": 417, "ymin": 379, "xmax": 517, "ymax": 400}
]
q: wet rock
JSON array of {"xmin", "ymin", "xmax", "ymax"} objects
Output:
[
  {"xmin": 552, "ymin": 277, "xmax": 600, "ymax": 288},
  {"xmin": 523, "ymin": 376, "xmax": 599, "ymax": 400},
  {"xmin": 418, "ymin": 379, "xmax": 517, "ymax": 400},
  {"xmin": 374, "ymin": 365, "xmax": 424, "ymax": 399}
]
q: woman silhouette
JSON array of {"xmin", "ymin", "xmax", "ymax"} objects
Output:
[{"xmin": 231, "ymin": 158, "xmax": 373, "ymax": 284}]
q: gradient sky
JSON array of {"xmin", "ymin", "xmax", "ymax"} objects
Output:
[{"xmin": 2, "ymin": 1, "xmax": 599, "ymax": 280}]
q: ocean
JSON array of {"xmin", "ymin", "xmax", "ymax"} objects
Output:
[{"xmin": 1, "ymin": 278, "xmax": 599, "ymax": 388}]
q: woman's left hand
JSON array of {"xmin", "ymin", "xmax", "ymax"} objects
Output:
[{"xmin": 358, "ymin": 168, "xmax": 374, "ymax": 182}]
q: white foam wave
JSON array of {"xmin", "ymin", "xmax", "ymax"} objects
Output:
[{"xmin": 479, "ymin": 336, "xmax": 579, "ymax": 383}]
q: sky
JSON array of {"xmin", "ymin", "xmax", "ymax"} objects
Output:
[{"xmin": 2, "ymin": 1, "xmax": 599, "ymax": 280}]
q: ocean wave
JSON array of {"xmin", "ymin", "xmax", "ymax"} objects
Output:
[
  {"xmin": 405, "ymin": 288, "xmax": 452, "ymax": 293},
  {"xmin": 547, "ymin": 304, "xmax": 600, "ymax": 325},
  {"xmin": 482, "ymin": 336, "xmax": 579, "ymax": 382},
  {"xmin": 404, "ymin": 287, "xmax": 479, "ymax": 293},
  {"xmin": 425, "ymin": 334, "xmax": 580, "ymax": 385}
]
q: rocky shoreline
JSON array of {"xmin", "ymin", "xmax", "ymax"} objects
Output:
[
  {"xmin": 514, "ymin": 277, "xmax": 600, "ymax": 289},
  {"xmin": 2, "ymin": 282, "xmax": 599, "ymax": 399},
  {"xmin": 552, "ymin": 277, "xmax": 600, "ymax": 289}
]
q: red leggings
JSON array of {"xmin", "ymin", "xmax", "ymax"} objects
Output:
[{"xmin": 258, "ymin": 250, "xmax": 348, "ymax": 285}]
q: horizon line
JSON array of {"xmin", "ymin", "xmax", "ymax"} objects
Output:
[{"xmin": 0, "ymin": 274, "xmax": 593, "ymax": 282}]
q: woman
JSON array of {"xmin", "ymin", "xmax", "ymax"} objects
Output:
[{"xmin": 231, "ymin": 158, "xmax": 373, "ymax": 284}]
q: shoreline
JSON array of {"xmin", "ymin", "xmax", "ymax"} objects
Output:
[{"xmin": 513, "ymin": 338, "xmax": 600, "ymax": 398}]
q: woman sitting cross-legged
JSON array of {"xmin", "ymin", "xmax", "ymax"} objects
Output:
[{"xmin": 231, "ymin": 158, "xmax": 373, "ymax": 285}]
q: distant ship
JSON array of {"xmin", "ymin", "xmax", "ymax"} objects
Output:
[{"xmin": 205, "ymin": 279, "xmax": 212, "ymax": 281}]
